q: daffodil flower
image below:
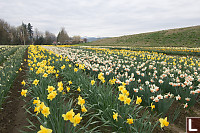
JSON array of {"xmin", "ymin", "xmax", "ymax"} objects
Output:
[
  {"xmin": 136, "ymin": 96, "xmax": 142, "ymax": 105},
  {"xmin": 159, "ymin": 117, "xmax": 169, "ymax": 128},
  {"xmin": 127, "ymin": 118, "xmax": 134, "ymax": 124},
  {"xmin": 113, "ymin": 112, "xmax": 118, "ymax": 121},
  {"xmin": 21, "ymin": 89, "xmax": 27, "ymax": 97},
  {"xmin": 37, "ymin": 125, "xmax": 52, "ymax": 133}
]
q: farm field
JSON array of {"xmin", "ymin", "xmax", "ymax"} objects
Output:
[
  {"xmin": 0, "ymin": 45, "xmax": 200, "ymax": 133},
  {"xmin": 87, "ymin": 25, "xmax": 200, "ymax": 47}
]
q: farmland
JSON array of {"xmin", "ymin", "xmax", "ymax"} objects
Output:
[
  {"xmin": 0, "ymin": 45, "xmax": 200, "ymax": 133},
  {"xmin": 86, "ymin": 25, "xmax": 200, "ymax": 47}
]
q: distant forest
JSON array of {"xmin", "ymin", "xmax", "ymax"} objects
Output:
[{"xmin": 0, "ymin": 19, "xmax": 86, "ymax": 45}]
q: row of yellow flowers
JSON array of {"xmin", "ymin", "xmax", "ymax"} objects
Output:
[{"xmin": 20, "ymin": 45, "xmax": 87, "ymax": 132}]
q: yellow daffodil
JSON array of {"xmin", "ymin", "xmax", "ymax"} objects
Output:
[
  {"xmin": 81, "ymin": 105, "xmax": 87, "ymax": 113},
  {"xmin": 34, "ymin": 106, "xmax": 40, "ymax": 115},
  {"xmin": 47, "ymin": 91, "xmax": 57, "ymax": 101},
  {"xmin": 127, "ymin": 118, "xmax": 134, "ymax": 124},
  {"xmin": 47, "ymin": 86, "xmax": 55, "ymax": 93},
  {"xmin": 58, "ymin": 81, "xmax": 63, "ymax": 87},
  {"xmin": 37, "ymin": 125, "xmax": 52, "ymax": 133},
  {"xmin": 32, "ymin": 79, "xmax": 39, "ymax": 86},
  {"xmin": 33, "ymin": 97, "xmax": 40, "ymax": 105},
  {"xmin": 122, "ymin": 89, "xmax": 128, "ymax": 94},
  {"xmin": 38, "ymin": 102, "xmax": 45, "ymax": 111},
  {"xmin": 159, "ymin": 117, "xmax": 169, "ymax": 128},
  {"xmin": 57, "ymin": 86, "xmax": 63, "ymax": 92},
  {"xmin": 91, "ymin": 80, "xmax": 95, "ymax": 85},
  {"xmin": 118, "ymin": 85, "xmax": 125, "ymax": 91},
  {"xmin": 136, "ymin": 96, "xmax": 142, "ymax": 105},
  {"xmin": 66, "ymin": 86, "xmax": 70, "ymax": 92},
  {"xmin": 62, "ymin": 109, "xmax": 75, "ymax": 122},
  {"xmin": 74, "ymin": 68, "xmax": 78, "ymax": 72},
  {"xmin": 68, "ymin": 80, "xmax": 72, "ymax": 85},
  {"xmin": 43, "ymin": 73, "xmax": 48, "ymax": 78},
  {"xmin": 21, "ymin": 89, "xmax": 28, "ymax": 97},
  {"xmin": 78, "ymin": 96, "xmax": 85, "ymax": 106},
  {"xmin": 113, "ymin": 112, "xmax": 118, "ymax": 121},
  {"xmin": 21, "ymin": 80, "xmax": 26, "ymax": 86},
  {"xmin": 79, "ymin": 64, "xmax": 84, "ymax": 69},
  {"xmin": 41, "ymin": 106, "xmax": 50, "ymax": 118},
  {"xmin": 61, "ymin": 65, "xmax": 65, "ymax": 70},
  {"xmin": 118, "ymin": 94, "xmax": 127, "ymax": 102},
  {"xmin": 30, "ymin": 67, "xmax": 33, "ymax": 71},
  {"xmin": 98, "ymin": 73, "xmax": 104, "ymax": 78},
  {"xmin": 125, "ymin": 97, "xmax": 131, "ymax": 105},
  {"xmin": 151, "ymin": 103, "xmax": 155, "ymax": 110},
  {"xmin": 109, "ymin": 78, "xmax": 116, "ymax": 85},
  {"xmin": 77, "ymin": 87, "xmax": 81, "ymax": 92},
  {"xmin": 122, "ymin": 82, "xmax": 126, "ymax": 86},
  {"xmin": 71, "ymin": 113, "xmax": 82, "ymax": 127}
]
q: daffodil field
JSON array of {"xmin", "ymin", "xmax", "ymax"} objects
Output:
[
  {"xmin": 0, "ymin": 46, "xmax": 19, "ymax": 64},
  {"xmin": 1, "ymin": 45, "xmax": 200, "ymax": 132},
  {"xmin": 0, "ymin": 46, "xmax": 27, "ymax": 108},
  {"xmin": 24, "ymin": 45, "xmax": 159, "ymax": 132},
  {"xmin": 125, "ymin": 47, "xmax": 200, "ymax": 56}
]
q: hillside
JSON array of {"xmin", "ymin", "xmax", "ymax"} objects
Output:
[{"xmin": 87, "ymin": 25, "xmax": 200, "ymax": 47}]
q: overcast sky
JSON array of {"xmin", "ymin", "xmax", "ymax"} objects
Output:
[{"xmin": 0, "ymin": 0, "xmax": 200, "ymax": 37}]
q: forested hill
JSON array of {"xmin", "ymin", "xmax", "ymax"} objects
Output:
[{"xmin": 88, "ymin": 25, "xmax": 200, "ymax": 47}]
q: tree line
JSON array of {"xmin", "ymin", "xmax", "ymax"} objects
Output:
[{"xmin": 0, "ymin": 19, "xmax": 86, "ymax": 45}]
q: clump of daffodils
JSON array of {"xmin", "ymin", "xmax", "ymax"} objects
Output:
[
  {"xmin": 109, "ymin": 78, "xmax": 116, "ymax": 85},
  {"xmin": 33, "ymin": 97, "xmax": 50, "ymax": 118},
  {"xmin": 98, "ymin": 73, "xmax": 105, "ymax": 83},
  {"xmin": 46, "ymin": 85, "xmax": 57, "ymax": 101},
  {"xmin": 62, "ymin": 109, "xmax": 82, "ymax": 127},
  {"xmin": 118, "ymin": 85, "xmax": 131, "ymax": 105},
  {"xmin": 78, "ymin": 95, "xmax": 87, "ymax": 113},
  {"xmin": 61, "ymin": 65, "xmax": 65, "ymax": 70},
  {"xmin": 57, "ymin": 81, "xmax": 63, "ymax": 92}
]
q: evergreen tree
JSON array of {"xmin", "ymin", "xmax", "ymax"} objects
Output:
[
  {"xmin": 57, "ymin": 27, "xmax": 69, "ymax": 44},
  {"xmin": 27, "ymin": 23, "xmax": 33, "ymax": 44}
]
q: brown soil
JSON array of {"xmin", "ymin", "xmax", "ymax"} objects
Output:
[{"xmin": 0, "ymin": 48, "xmax": 37, "ymax": 133}]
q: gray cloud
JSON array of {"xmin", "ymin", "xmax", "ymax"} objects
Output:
[{"xmin": 0, "ymin": 0, "xmax": 200, "ymax": 37}]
